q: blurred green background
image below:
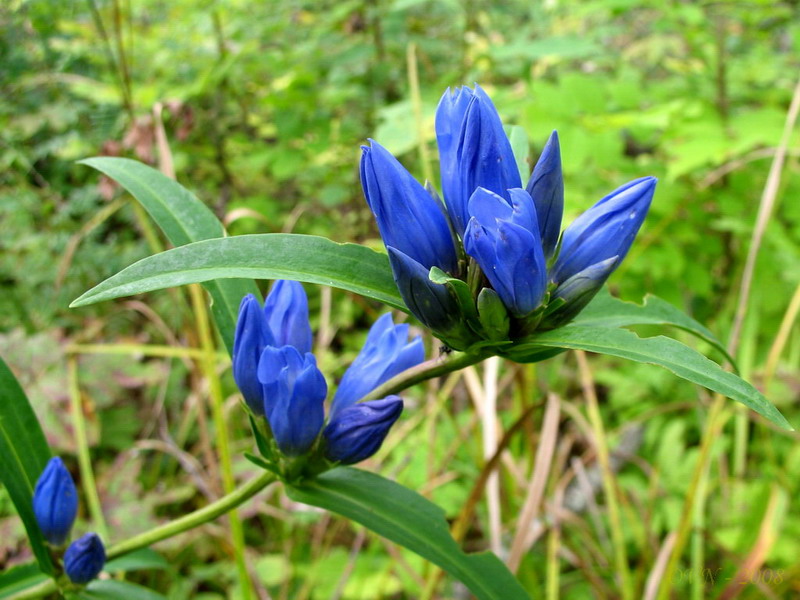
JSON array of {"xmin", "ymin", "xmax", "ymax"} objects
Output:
[{"xmin": 2, "ymin": 0, "xmax": 800, "ymax": 598}]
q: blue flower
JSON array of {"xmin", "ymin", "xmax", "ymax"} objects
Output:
[
  {"xmin": 436, "ymin": 85, "xmax": 522, "ymax": 236},
  {"xmin": 32, "ymin": 457, "xmax": 78, "ymax": 546},
  {"xmin": 525, "ymin": 130, "xmax": 563, "ymax": 259},
  {"xmin": 330, "ymin": 313, "xmax": 424, "ymax": 419},
  {"xmin": 257, "ymin": 346, "xmax": 327, "ymax": 456},
  {"xmin": 464, "ymin": 188, "xmax": 547, "ymax": 317},
  {"xmin": 361, "ymin": 140, "xmax": 458, "ymax": 274},
  {"xmin": 323, "ymin": 396, "xmax": 404, "ymax": 464},
  {"xmin": 386, "ymin": 247, "xmax": 463, "ymax": 337},
  {"xmin": 550, "ymin": 176, "xmax": 657, "ymax": 285},
  {"xmin": 64, "ymin": 533, "xmax": 106, "ymax": 584},
  {"xmin": 233, "ymin": 281, "xmax": 312, "ymax": 415}
]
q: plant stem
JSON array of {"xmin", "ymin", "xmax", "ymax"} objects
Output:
[
  {"xmin": 360, "ymin": 349, "xmax": 490, "ymax": 402},
  {"xmin": 67, "ymin": 357, "xmax": 108, "ymax": 541},
  {"xmin": 7, "ymin": 471, "xmax": 276, "ymax": 600},
  {"xmin": 189, "ymin": 284, "xmax": 253, "ymax": 599}
]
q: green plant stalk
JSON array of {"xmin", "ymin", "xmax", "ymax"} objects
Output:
[
  {"xmin": 8, "ymin": 471, "xmax": 277, "ymax": 600},
  {"xmin": 546, "ymin": 521, "xmax": 559, "ymax": 600},
  {"xmin": 579, "ymin": 352, "xmax": 634, "ymax": 600},
  {"xmin": 189, "ymin": 284, "xmax": 253, "ymax": 600},
  {"xmin": 406, "ymin": 41, "xmax": 433, "ymax": 185},
  {"xmin": 67, "ymin": 357, "xmax": 108, "ymax": 542},
  {"xmin": 690, "ymin": 458, "xmax": 710, "ymax": 600},
  {"xmin": 657, "ymin": 396, "xmax": 729, "ymax": 600},
  {"xmin": 360, "ymin": 350, "xmax": 489, "ymax": 403}
]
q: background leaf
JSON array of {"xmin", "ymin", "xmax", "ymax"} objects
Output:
[
  {"xmin": 70, "ymin": 234, "xmax": 403, "ymax": 312},
  {"xmin": 572, "ymin": 288, "xmax": 735, "ymax": 366},
  {"xmin": 0, "ymin": 356, "xmax": 54, "ymax": 575},
  {"xmin": 79, "ymin": 157, "xmax": 259, "ymax": 353},
  {"xmin": 527, "ymin": 325, "xmax": 790, "ymax": 429},
  {"xmin": 77, "ymin": 580, "xmax": 167, "ymax": 600},
  {"xmin": 0, "ymin": 564, "xmax": 47, "ymax": 599},
  {"xmin": 287, "ymin": 467, "xmax": 530, "ymax": 600}
]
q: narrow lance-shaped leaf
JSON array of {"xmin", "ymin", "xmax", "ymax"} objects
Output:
[
  {"xmin": 573, "ymin": 288, "xmax": 735, "ymax": 367},
  {"xmin": 0, "ymin": 356, "xmax": 55, "ymax": 574},
  {"xmin": 287, "ymin": 467, "xmax": 530, "ymax": 600},
  {"xmin": 71, "ymin": 234, "xmax": 404, "ymax": 312},
  {"xmin": 525, "ymin": 326, "xmax": 790, "ymax": 430},
  {"xmin": 79, "ymin": 157, "xmax": 259, "ymax": 353}
]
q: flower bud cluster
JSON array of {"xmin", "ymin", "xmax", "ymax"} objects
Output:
[
  {"xmin": 232, "ymin": 281, "xmax": 423, "ymax": 472},
  {"xmin": 32, "ymin": 457, "xmax": 106, "ymax": 585},
  {"xmin": 361, "ymin": 85, "xmax": 657, "ymax": 358}
]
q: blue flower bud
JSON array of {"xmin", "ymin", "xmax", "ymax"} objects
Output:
[
  {"xmin": 525, "ymin": 130, "xmax": 563, "ymax": 259},
  {"xmin": 233, "ymin": 294, "xmax": 275, "ymax": 415},
  {"xmin": 257, "ymin": 346, "xmax": 326, "ymax": 456},
  {"xmin": 545, "ymin": 256, "xmax": 619, "ymax": 327},
  {"xmin": 386, "ymin": 247, "xmax": 462, "ymax": 335},
  {"xmin": 64, "ymin": 533, "xmax": 105, "ymax": 584},
  {"xmin": 551, "ymin": 176, "xmax": 657, "ymax": 285},
  {"xmin": 323, "ymin": 397, "xmax": 403, "ymax": 464},
  {"xmin": 464, "ymin": 188, "xmax": 547, "ymax": 317},
  {"xmin": 233, "ymin": 282, "xmax": 313, "ymax": 415},
  {"xmin": 32, "ymin": 457, "xmax": 78, "ymax": 546},
  {"xmin": 361, "ymin": 141, "xmax": 458, "ymax": 274},
  {"xmin": 436, "ymin": 85, "xmax": 521, "ymax": 236},
  {"xmin": 330, "ymin": 313, "xmax": 424, "ymax": 419},
  {"xmin": 263, "ymin": 280, "xmax": 313, "ymax": 354}
]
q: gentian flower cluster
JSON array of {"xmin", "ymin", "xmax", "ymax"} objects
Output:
[
  {"xmin": 233, "ymin": 281, "xmax": 424, "ymax": 470},
  {"xmin": 361, "ymin": 85, "xmax": 656, "ymax": 357},
  {"xmin": 32, "ymin": 457, "xmax": 106, "ymax": 585}
]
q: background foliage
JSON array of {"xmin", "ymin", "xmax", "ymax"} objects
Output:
[{"xmin": 2, "ymin": 0, "xmax": 799, "ymax": 598}]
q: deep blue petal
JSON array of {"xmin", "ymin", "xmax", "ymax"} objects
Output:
[
  {"xmin": 436, "ymin": 86, "xmax": 475, "ymax": 233},
  {"xmin": 232, "ymin": 294, "xmax": 274, "ymax": 415},
  {"xmin": 448, "ymin": 85, "xmax": 522, "ymax": 235},
  {"xmin": 386, "ymin": 246, "xmax": 460, "ymax": 332},
  {"xmin": 260, "ymin": 347, "xmax": 326, "ymax": 456},
  {"xmin": 551, "ymin": 177, "xmax": 656, "ymax": 284},
  {"xmin": 361, "ymin": 141, "xmax": 458, "ymax": 273},
  {"xmin": 32, "ymin": 457, "xmax": 78, "ymax": 546},
  {"xmin": 64, "ymin": 533, "xmax": 106, "ymax": 584},
  {"xmin": 331, "ymin": 314, "xmax": 424, "ymax": 418},
  {"xmin": 526, "ymin": 130, "xmax": 564, "ymax": 258},
  {"xmin": 323, "ymin": 397, "xmax": 404, "ymax": 464},
  {"xmin": 263, "ymin": 280, "xmax": 313, "ymax": 354}
]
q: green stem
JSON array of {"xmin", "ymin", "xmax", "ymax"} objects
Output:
[
  {"xmin": 360, "ymin": 349, "xmax": 489, "ymax": 402},
  {"xmin": 9, "ymin": 471, "xmax": 277, "ymax": 600},
  {"xmin": 67, "ymin": 357, "xmax": 108, "ymax": 541},
  {"xmin": 189, "ymin": 284, "xmax": 253, "ymax": 599}
]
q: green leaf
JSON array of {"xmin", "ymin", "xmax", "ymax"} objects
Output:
[
  {"xmin": 71, "ymin": 234, "xmax": 403, "ymax": 312},
  {"xmin": 287, "ymin": 467, "xmax": 530, "ymax": 600},
  {"xmin": 78, "ymin": 157, "xmax": 259, "ymax": 353},
  {"xmin": 0, "ymin": 564, "xmax": 47, "ymax": 599},
  {"xmin": 527, "ymin": 326, "xmax": 791, "ymax": 430},
  {"xmin": 0, "ymin": 356, "xmax": 54, "ymax": 574},
  {"xmin": 77, "ymin": 580, "xmax": 167, "ymax": 600},
  {"xmin": 574, "ymin": 289, "xmax": 736, "ymax": 367},
  {"xmin": 105, "ymin": 548, "xmax": 170, "ymax": 573}
]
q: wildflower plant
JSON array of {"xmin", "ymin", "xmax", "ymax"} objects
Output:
[{"xmin": 0, "ymin": 83, "xmax": 791, "ymax": 600}]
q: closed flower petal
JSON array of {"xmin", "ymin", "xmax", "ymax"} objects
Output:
[
  {"xmin": 232, "ymin": 294, "xmax": 275, "ymax": 415},
  {"xmin": 64, "ymin": 533, "xmax": 106, "ymax": 584},
  {"xmin": 331, "ymin": 313, "xmax": 424, "ymax": 418},
  {"xmin": 258, "ymin": 346, "xmax": 326, "ymax": 456},
  {"xmin": 525, "ymin": 130, "xmax": 564, "ymax": 258},
  {"xmin": 436, "ymin": 86, "xmax": 474, "ymax": 231},
  {"xmin": 445, "ymin": 85, "xmax": 522, "ymax": 235},
  {"xmin": 464, "ymin": 188, "xmax": 547, "ymax": 317},
  {"xmin": 545, "ymin": 256, "xmax": 619, "ymax": 328},
  {"xmin": 386, "ymin": 247, "xmax": 461, "ymax": 333},
  {"xmin": 32, "ymin": 457, "xmax": 78, "ymax": 546},
  {"xmin": 323, "ymin": 397, "xmax": 404, "ymax": 464},
  {"xmin": 551, "ymin": 177, "xmax": 656, "ymax": 284},
  {"xmin": 361, "ymin": 141, "xmax": 458, "ymax": 274},
  {"xmin": 263, "ymin": 280, "xmax": 313, "ymax": 354}
]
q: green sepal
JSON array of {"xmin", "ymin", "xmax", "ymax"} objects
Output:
[
  {"xmin": 476, "ymin": 288, "xmax": 511, "ymax": 341},
  {"xmin": 248, "ymin": 414, "xmax": 276, "ymax": 462},
  {"xmin": 244, "ymin": 453, "xmax": 281, "ymax": 475}
]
